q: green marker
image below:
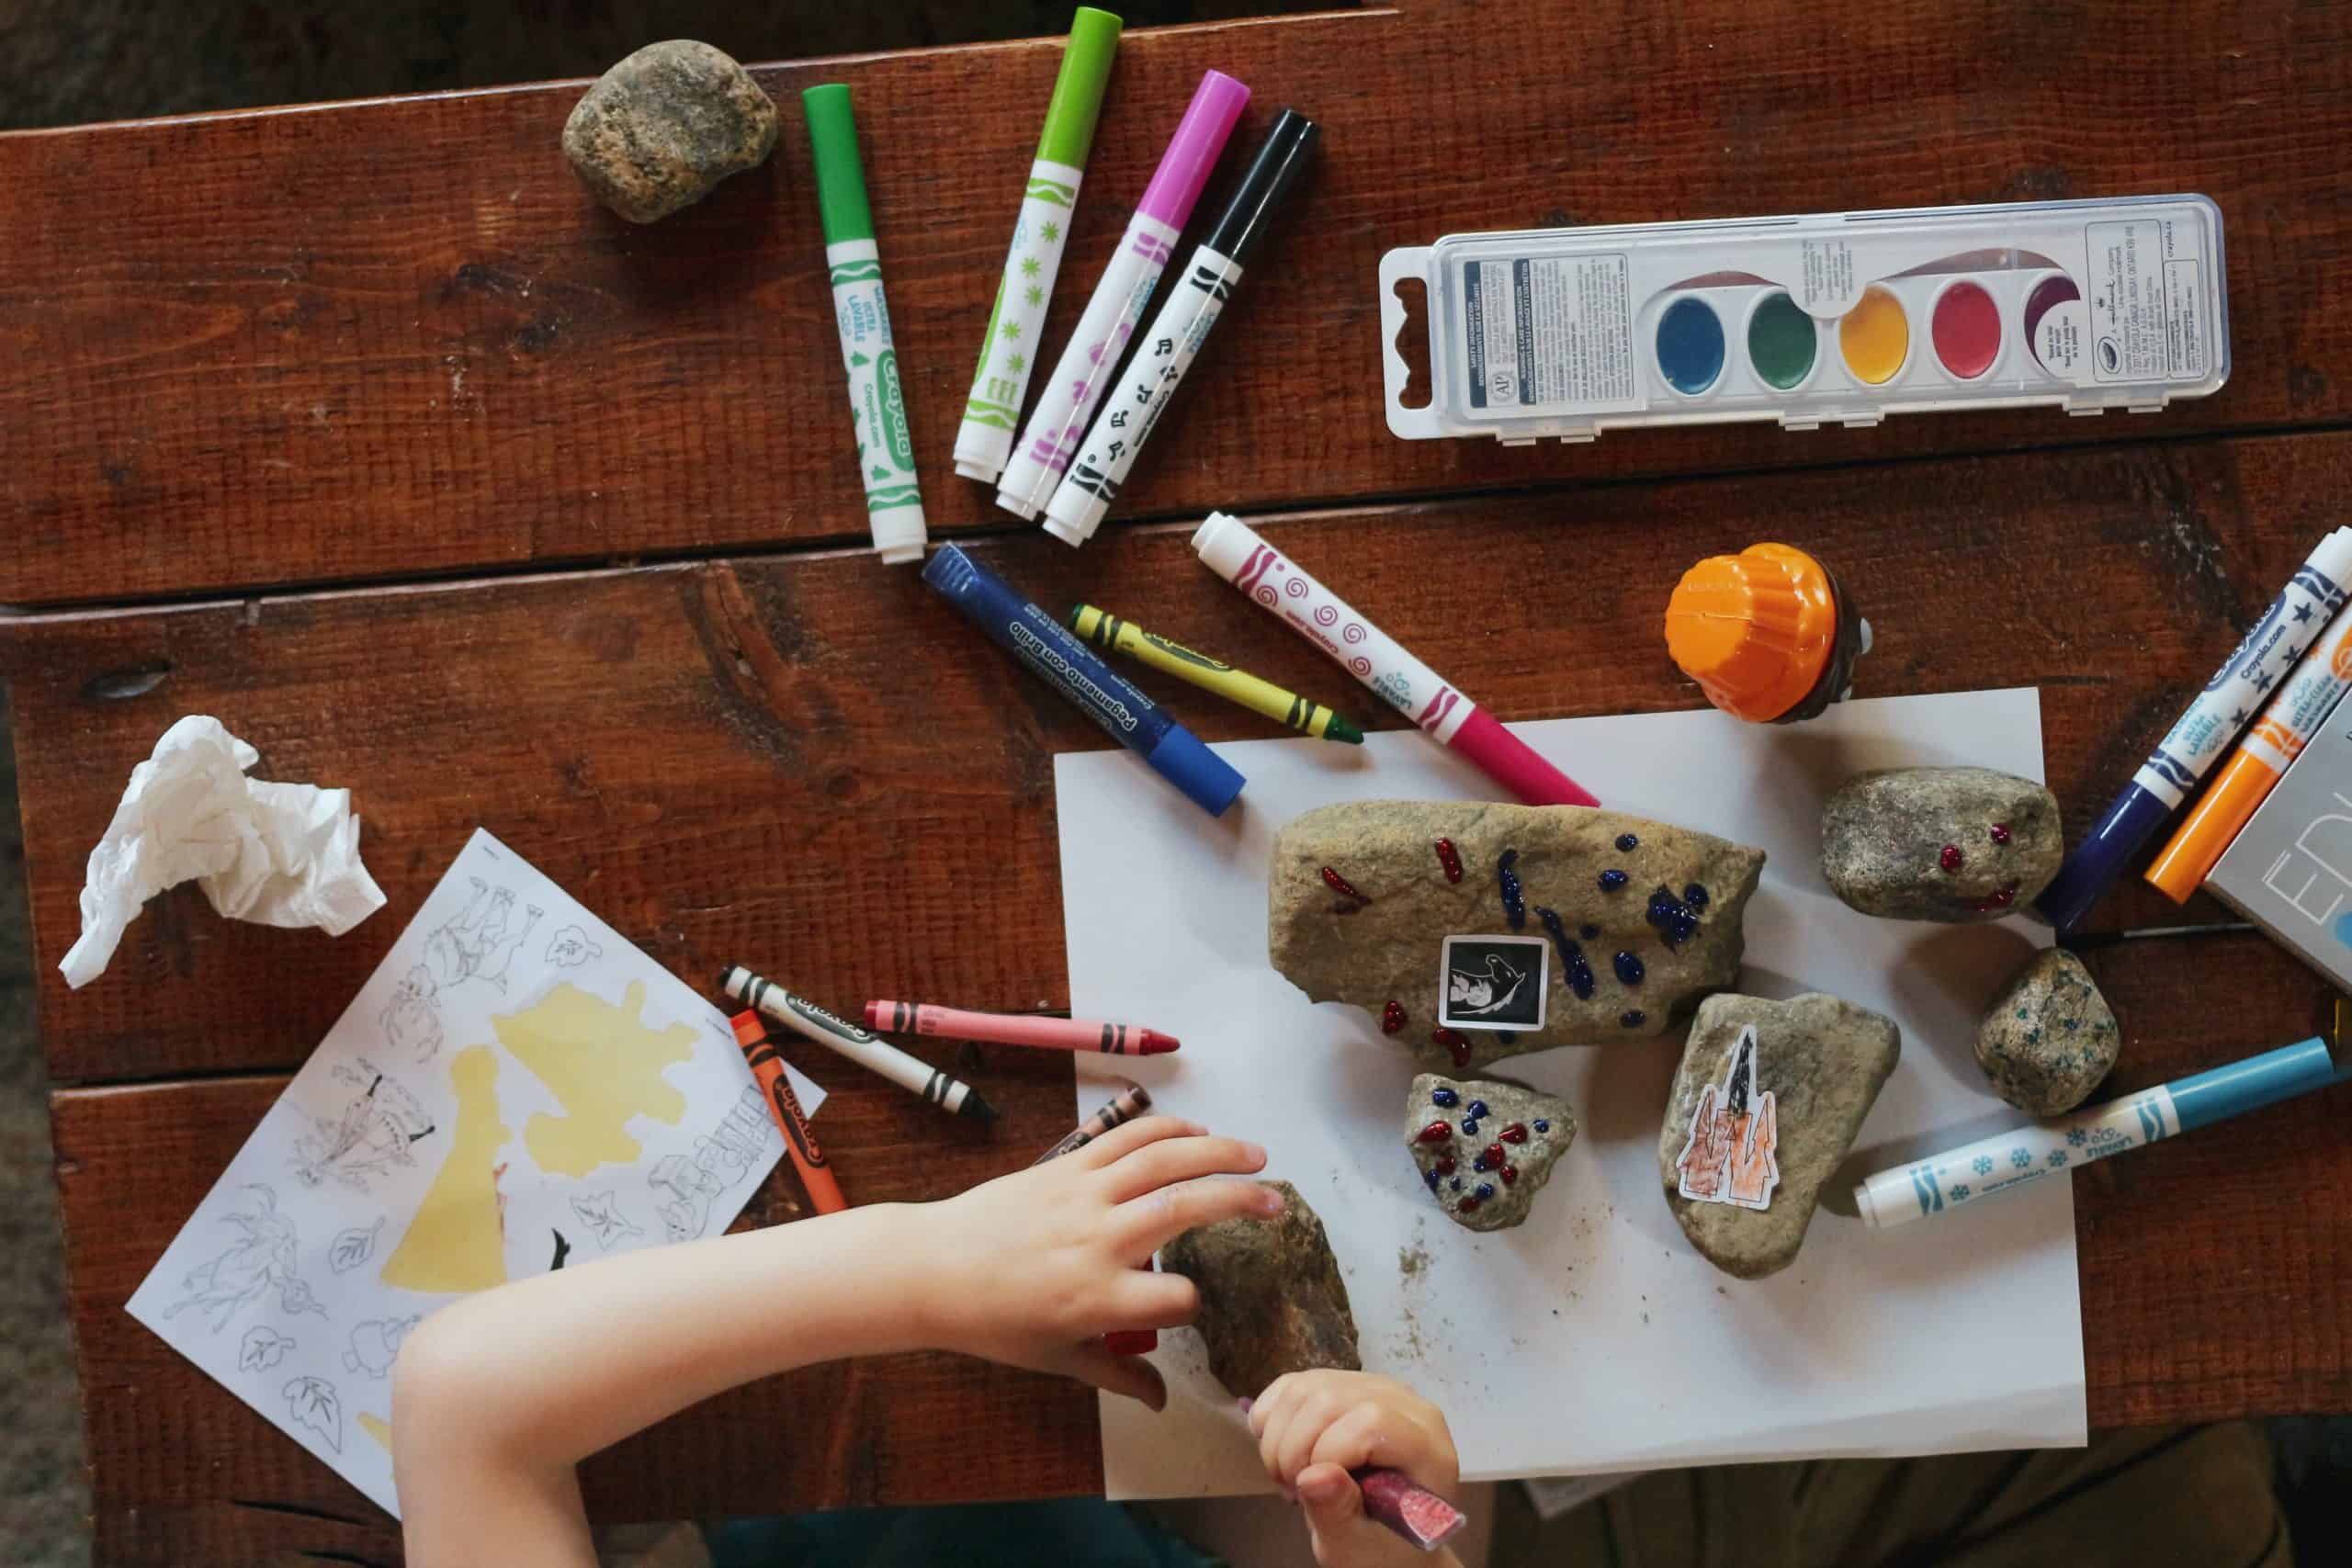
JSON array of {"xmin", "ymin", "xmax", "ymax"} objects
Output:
[
  {"xmin": 952, "ymin": 8, "xmax": 1123, "ymax": 485},
  {"xmin": 805, "ymin": 85, "xmax": 925, "ymax": 565}
]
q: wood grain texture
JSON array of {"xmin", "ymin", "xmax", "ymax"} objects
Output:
[
  {"xmin": 8, "ymin": 429, "xmax": 2349, "ymax": 1085},
  {"xmin": 5, "ymin": 0, "xmax": 2351, "ymax": 605}
]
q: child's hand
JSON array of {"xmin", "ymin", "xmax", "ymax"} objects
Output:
[
  {"xmin": 1250, "ymin": 1371, "xmax": 1461, "ymax": 1568},
  {"xmin": 916, "ymin": 1116, "xmax": 1275, "ymax": 1411}
]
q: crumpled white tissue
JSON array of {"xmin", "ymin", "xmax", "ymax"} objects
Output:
[{"xmin": 61, "ymin": 716, "xmax": 388, "ymax": 987}]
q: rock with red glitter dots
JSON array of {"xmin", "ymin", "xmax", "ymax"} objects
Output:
[
  {"xmin": 1821, "ymin": 767, "xmax": 2061, "ymax": 923},
  {"xmin": 1404, "ymin": 1072, "xmax": 1577, "ymax": 1232}
]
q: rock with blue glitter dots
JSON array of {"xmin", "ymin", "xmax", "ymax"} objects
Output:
[
  {"xmin": 1973, "ymin": 948, "xmax": 2118, "ymax": 1114},
  {"xmin": 1405, "ymin": 1072, "xmax": 1578, "ymax": 1232},
  {"xmin": 1269, "ymin": 801, "xmax": 1765, "ymax": 1070}
]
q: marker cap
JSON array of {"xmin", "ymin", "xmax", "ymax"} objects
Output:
[
  {"xmin": 2169, "ymin": 1036, "xmax": 2345, "ymax": 1131},
  {"xmin": 1144, "ymin": 724, "xmax": 1247, "ymax": 817},
  {"xmin": 1666, "ymin": 543, "xmax": 1858, "ymax": 723},
  {"xmin": 2033, "ymin": 784, "xmax": 2173, "ymax": 931},
  {"xmin": 870, "ymin": 508, "xmax": 927, "ymax": 566},
  {"xmin": 802, "ymin": 85, "xmax": 874, "ymax": 243},
  {"xmin": 1038, "ymin": 8, "xmax": 1124, "ymax": 166},
  {"xmin": 1201, "ymin": 109, "xmax": 1320, "ymax": 266},
  {"xmin": 2143, "ymin": 750, "xmax": 2276, "ymax": 903},
  {"xmin": 1136, "ymin": 71, "xmax": 1250, "ymax": 228}
]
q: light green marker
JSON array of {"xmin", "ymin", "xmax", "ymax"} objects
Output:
[
  {"xmin": 805, "ymin": 84, "xmax": 925, "ymax": 565},
  {"xmin": 951, "ymin": 8, "xmax": 1123, "ymax": 485}
]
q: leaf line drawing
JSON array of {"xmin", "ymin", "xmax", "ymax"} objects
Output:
[
  {"xmin": 570, "ymin": 1190, "xmax": 642, "ymax": 1251},
  {"xmin": 284, "ymin": 1375, "xmax": 344, "ymax": 1453},
  {"xmin": 329, "ymin": 1217, "xmax": 385, "ymax": 1274},
  {"xmin": 238, "ymin": 1325, "xmax": 295, "ymax": 1372},
  {"xmin": 162, "ymin": 1185, "xmax": 325, "ymax": 1333},
  {"xmin": 544, "ymin": 923, "xmax": 603, "ymax": 969}
]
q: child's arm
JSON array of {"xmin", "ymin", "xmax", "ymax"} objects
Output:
[
  {"xmin": 1249, "ymin": 1370, "xmax": 1464, "ymax": 1568},
  {"xmin": 393, "ymin": 1117, "xmax": 1273, "ymax": 1567}
]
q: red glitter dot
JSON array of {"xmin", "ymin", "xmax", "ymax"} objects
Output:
[
  {"xmin": 1434, "ymin": 1154, "xmax": 1457, "ymax": 1175},
  {"xmin": 1320, "ymin": 865, "xmax": 1367, "ymax": 903},
  {"xmin": 1456, "ymin": 1196, "xmax": 1482, "ymax": 1213},
  {"xmin": 1989, "ymin": 823, "xmax": 2013, "ymax": 844},
  {"xmin": 1939, "ymin": 844, "xmax": 1964, "ymax": 873},
  {"xmin": 1382, "ymin": 1000, "xmax": 1406, "ymax": 1035},
  {"xmin": 1417, "ymin": 1121, "xmax": 1453, "ymax": 1145},
  {"xmin": 1500, "ymin": 1122, "xmax": 1530, "ymax": 1145},
  {"xmin": 1483, "ymin": 1142, "xmax": 1506, "ymax": 1168},
  {"xmin": 1500, "ymin": 1166, "xmax": 1520, "ymax": 1185},
  {"xmin": 1433, "ymin": 837, "xmax": 1464, "ymax": 884}
]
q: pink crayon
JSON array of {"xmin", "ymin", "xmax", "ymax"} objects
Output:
[
  {"xmin": 866, "ymin": 999, "xmax": 1180, "ymax": 1055},
  {"xmin": 1192, "ymin": 512, "xmax": 1600, "ymax": 807},
  {"xmin": 996, "ymin": 70, "xmax": 1250, "ymax": 521}
]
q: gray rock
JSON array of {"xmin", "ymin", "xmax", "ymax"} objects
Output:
[
  {"xmin": 1658, "ymin": 992, "xmax": 1899, "ymax": 1280},
  {"xmin": 1820, "ymin": 767, "xmax": 2061, "ymax": 921},
  {"xmin": 1973, "ymin": 948, "xmax": 2120, "ymax": 1114},
  {"xmin": 1403, "ymin": 1073, "xmax": 1577, "ymax": 1231},
  {"xmin": 1160, "ymin": 1181, "xmax": 1360, "ymax": 1399},
  {"xmin": 562, "ymin": 41, "xmax": 779, "ymax": 223},
  {"xmin": 1269, "ymin": 801, "xmax": 1766, "ymax": 1070}
]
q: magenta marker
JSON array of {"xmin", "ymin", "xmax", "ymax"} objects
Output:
[
  {"xmin": 1192, "ymin": 512, "xmax": 1601, "ymax": 807},
  {"xmin": 995, "ymin": 70, "xmax": 1249, "ymax": 521}
]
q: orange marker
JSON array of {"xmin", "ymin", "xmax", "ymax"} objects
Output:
[
  {"xmin": 1665, "ymin": 543, "xmax": 1872, "ymax": 723},
  {"xmin": 2146, "ymin": 603, "xmax": 2352, "ymax": 902},
  {"xmin": 729, "ymin": 1011, "xmax": 848, "ymax": 1215}
]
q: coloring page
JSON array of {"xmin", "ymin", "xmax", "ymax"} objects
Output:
[{"xmin": 128, "ymin": 829, "xmax": 822, "ymax": 1517}]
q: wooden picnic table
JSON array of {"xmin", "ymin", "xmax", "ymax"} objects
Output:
[{"xmin": 5, "ymin": 2, "xmax": 2349, "ymax": 1561}]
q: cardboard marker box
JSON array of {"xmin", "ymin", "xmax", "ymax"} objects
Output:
[{"xmin": 2207, "ymin": 703, "xmax": 2352, "ymax": 993}]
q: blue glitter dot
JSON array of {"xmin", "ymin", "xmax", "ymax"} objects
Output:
[
  {"xmin": 1467, "ymin": 1100, "xmax": 1490, "ymax": 1119},
  {"xmin": 1451, "ymin": 1179, "xmax": 1464, "ymax": 1192},
  {"xmin": 1615, "ymin": 833, "xmax": 1639, "ymax": 852},
  {"xmin": 1431, "ymin": 1087, "xmax": 1460, "ymax": 1108},
  {"xmin": 1683, "ymin": 883, "xmax": 1710, "ymax": 908},
  {"xmin": 1600, "ymin": 870, "xmax": 1629, "ymax": 891},
  {"xmin": 1472, "ymin": 1156, "xmax": 1488, "ymax": 1173},
  {"xmin": 1476, "ymin": 1182, "xmax": 1496, "ymax": 1201},
  {"xmin": 1423, "ymin": 1168, "xmax": 1440, "ymax": 1190},
  {"xmin": 1533, "ymin": 1119, "xmax": 1551, "ymax": 1133},
  {"xmin": 1580, "ymin": 923, "xmax": 1600, "ymax": 940},
  {"xmin": 1620, "ymin": 1010, "xmax": 1645, "ymax": 1028},
  {"xmin": 1613, "ymin": 951, "xmax": 1645, "ymax": 985},
  {"xmin": 1462, "ymin": 1119, "xmax": 1480, "ymax": 1137}
]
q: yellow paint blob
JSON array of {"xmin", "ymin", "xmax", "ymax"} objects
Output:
[
  {"xmin": 358, "ymin": 1412, "xmax": 394, "ymax": 1452},
  {"xmin": 1838, "ymin": 286, "xmax": 1909, "ymax": 385},
  {"xmin": 380, "ymin": 1046, "xmax": 511, "ymax": 1293},
  {"xmin": 500, "ymin": 981, "xmax": 695, "ymax": 1178}
]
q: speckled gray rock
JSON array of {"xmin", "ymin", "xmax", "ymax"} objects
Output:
[
  {"xmin": 1161, "ymin": 1181, "xmax": 1360, "ymax": 1398},
  {"xmin": 562, "ymin": 41, "xmax": 779, "ymax": 222},
  {"xmin": 1403, "ymin": 1073, "xmax": 1577, "ymax": 1232},
  {"xmin": 1973, "ymin": 948, "xmax": 2120, "ymax": 1114},
  {"xmin": 1820, "ymin": 767, "xmax": 2061, "ymax": 921},
  {"xmin": 1269, "ymin": 801, "xmax": 1765, "ymax": 1071},
  {"xmin": 1659, "ymin": 992, "xmax": 1899, "ymax": 1280}
]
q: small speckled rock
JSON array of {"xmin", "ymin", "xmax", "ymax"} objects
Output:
[
  {"xmin": 1659, "ymin": 992, "xmax": 1899, "ymax": 1280},
  {"xmin": 1269, "ymin": 801, "xmax": 1766, "ymax": 1071},
  {"xmin": 1160, "ymin": 1181, "xmax": 1360, "ymax": 1398},
  {"xmin": 562, "ymin": 41, "xmax": 779, "ymax": 223},
  {"xmin": 1820, "ymin": 767, "xmax": 2061, "ymax": 921},
  {"xmin": 1403, "ymin": 1073, "xmax": 1577, "ymax": 1231},
  {"xmin": 1973, "ymin": 948, "xmax": 2120, "ymax": 1114}
]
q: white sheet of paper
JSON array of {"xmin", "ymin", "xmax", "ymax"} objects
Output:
[
  {"xmin": 1056, "ymin": 689, "xmax": 2085, "ymax": 1496},
  {"xmin": 128, "ymin": 829, "xmax": 820, "ymax": 1517}
]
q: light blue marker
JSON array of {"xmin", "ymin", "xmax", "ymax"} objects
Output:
[{"xmin": 1855, "ymin": 1036, "xmax": 2347, "ymax": 1228}]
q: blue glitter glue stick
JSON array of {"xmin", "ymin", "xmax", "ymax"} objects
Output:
[
  {"xmin": 923, "ymin": 543, "xmax": 1245, "ymax": 817},
  {"xmin": 2036, "ymin": 526, "xmax": 2352, "ymax": 930}
]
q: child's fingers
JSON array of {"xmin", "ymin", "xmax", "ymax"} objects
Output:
[
  {"xmin": 1273, "ymin": 1386, "xmax": 1350, "ymax": 1485},
  {"xmin": 1114, "ymin": 1268, "xmax": 1202, "ymax": 1329},
  {"xmin": 1072, "ymin": 1115, "xmax": 1207, "ymax": 1169},
  {"xmin": 1120, "ymin": 1176, "xmax": 1284, "ymax": 1253},
  {"xmin": 1048, "ymin": 1342, "xmax": 1168, "ymax": 1411},
  {"xmin": 1295, "ymin": 1463, "xmax": 1364, "ymax": 1540},
  {"xmin": 1100, "ymin": 1134, "xmax": 1267, "ymax": 1202},
  {"xmin": 1306, "ymin": 1400, "xmax": 1392, "ymax": 1474},
  {"xmin": 1246, "ymin": 1371, "xmax": 1306, "ymax": 1438}
]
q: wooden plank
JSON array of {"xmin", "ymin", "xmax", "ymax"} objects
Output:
[
  {"xmin": 8, "ymin": 429, "xmax": 2352, "ymax": 1085},
  {"xmin": 4, "ymin": 0, "xmax": 2349, "ymax": 604},
  {"xmin": 51, "ymin": 937, "xmax": 2350, "ymax": 1544},
  {"xmin": 53, "ymin": 1073, "xmax": 1103, "ymax": 1542}
]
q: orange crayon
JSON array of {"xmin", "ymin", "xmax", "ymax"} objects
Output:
[
  {"xmin": 2147, "ymin": 602, "xmax": 2352, "ymax": 902},
  {"xmin": 1665, "ymin": 543, "xmax": 1872, "ymax": 723},
  {"xmin": 729, "ymin": 1011, "xmax": 847, "ymax": 1215}
]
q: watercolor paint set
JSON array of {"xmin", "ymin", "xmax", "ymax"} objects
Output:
[{"xmin": 1380, "ymin": 195, "xmax": 2228, "ymax": 445}]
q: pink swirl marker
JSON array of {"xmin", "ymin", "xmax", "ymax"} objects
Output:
[
  {"xmin": 996, "ymin": 70, "xmax": 1250, "ymax": 521},
  {"xmin": 1192, "ymin": 512, "xmax": 1600, "ymax": 807}
]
